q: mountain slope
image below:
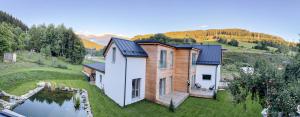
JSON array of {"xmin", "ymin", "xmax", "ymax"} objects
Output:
[
  {"xmin": 80, "ymin": 38, "xmax": 103, "ymax": 50},
  {"xmin": 132, "ymin": 29, "xmax": 295, "ymax": 46}
]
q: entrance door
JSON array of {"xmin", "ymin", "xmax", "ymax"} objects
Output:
[{"xmin": 159, "ymin": 78, "xmax": 166, "ymax": 96}]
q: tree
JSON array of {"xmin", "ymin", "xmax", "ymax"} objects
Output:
[
  {"xmin": 229, "ymin": 58, "xmax": 299, "ymax": 116},
  {"xmin": 40, "ymin": 45, "xmax": 51, "ymax": 57},
  {"xmin": 0, "ymin": 22, "xmax": 13, "ymax": 54}
]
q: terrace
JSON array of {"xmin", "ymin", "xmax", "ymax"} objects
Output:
[{"xmin": 157, "ymin": 91, "xmax": 189, "ymax": 108}]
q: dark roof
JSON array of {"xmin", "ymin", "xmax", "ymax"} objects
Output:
[
  {"xmin": 104, "ymin": 37, "xmax": 148, "ymax": 57},
  {"xmin": 192, "ymin": 45, "xmax": 222, "ymax": 65},
  {"xmin": 83, "ymin": 62, "xmax": 105, "ymax": 73},
  {"xmin": 135, "ymin": 39, "xmax": 175, "ymax": 48},
  {"xmin": 171, "ymin": 44, "xmax": 196, "ymax": 49}
]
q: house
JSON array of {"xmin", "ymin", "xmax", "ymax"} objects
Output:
[
  {"xmin": 3, "ymin": 53, "xmax": 16, "ymax": 63},
  {"xmin": 82, "ymin": 63, "xmax": 105, "ymax": 88},
  {"xmin": 102, "ymin": 38, "xmax": 148, "ymax": 107},
  {"xmin": 85, "ymin": 37, "xmax": 222, "ymax": 107}
]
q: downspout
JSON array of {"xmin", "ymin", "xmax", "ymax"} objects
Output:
[
  {"xmin": 123, "ymin": 57, "xmax": 128, "ymax": 107},
  {"xmin": 214, "ymin": 65, "xmax": 218, "ymax": 93},
  {"xmin": 187, "ymin": 50, "xmax": 191, "ymax": 93}
]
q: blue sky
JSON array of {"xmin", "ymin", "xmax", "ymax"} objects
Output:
[{"xmin": 0, "ymin": 0, "xmax": 299, "ymax": 42}]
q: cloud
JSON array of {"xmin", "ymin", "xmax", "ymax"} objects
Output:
[{"xmin": 199, "ymin": 25, "xmax": 209, "ymax": 28}]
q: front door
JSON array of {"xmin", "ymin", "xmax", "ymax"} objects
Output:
[{"xmin": 159, "ymin": 78, "xmax": 166, "ymax": 96}]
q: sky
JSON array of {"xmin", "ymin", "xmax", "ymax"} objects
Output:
[{"xmin": 0, "ymin": 0, "xmax": 299, "ymax": 42}]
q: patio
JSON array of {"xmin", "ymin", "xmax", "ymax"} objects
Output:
[
  {"xmin": 157, "ymin": 91, "xmax": 189, "ymax": 108},
  {"xmin": 190, "ymin": 88, "xmax": 215, "ymax": 98}
]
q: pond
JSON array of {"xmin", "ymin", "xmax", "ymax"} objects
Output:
[{"xmin": 12, "ymin": 88, "xmax": 88, "ymax": 117}]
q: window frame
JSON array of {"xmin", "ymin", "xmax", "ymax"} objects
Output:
[
  {"xmin": 112, "ymin": 47, "xmax": 116, "ymax": 63},
  {"xmin": 159, "ymin": 50, "xmax": 167, "ymax": 68},
  {"xmin": 202, "ymin": 74, "xmax": 212, "ymax": 80},
  {"xmin": 170, "ymin": 51, "xmax": 174, "ymax": 67},
  {"xmin": 192, "ymin": 53, "xmax": 197, "ymax": 66},
  {"xmin": 99, "ymin": 74, "xmax": 102, "ymax": 83},
  {"xmin": 132, "ymin": 78, "xmax": 141, "ymax": 99}
]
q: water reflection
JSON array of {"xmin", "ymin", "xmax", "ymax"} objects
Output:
[{"xmin": 13, "ymin": 88, "xmax": 87, "ymax": 117}]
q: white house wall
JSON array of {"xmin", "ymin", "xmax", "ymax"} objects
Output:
[
  {"xmin": 125, "ymin": 57, "xmax": 146, "ymax": 105},
  {"xmin": 95, "ymin": 71, "xmax": 105, "ymax": 89},
  {"xmin": 103, "ymin": 43, "xmax": 126, "ymax": 107},
  {"xmin": 196, "ymin": 65, "xmax": 221, "ymax": 90}
]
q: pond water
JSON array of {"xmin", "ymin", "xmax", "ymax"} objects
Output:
[{"xmin": 12, "ymin": 88, "xmax": 88, "ymax": 117}]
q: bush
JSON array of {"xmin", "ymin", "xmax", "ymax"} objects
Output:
[
  {"xmin": 169, "ymin": 99, "xmax": 175, "ymax": 112},
  {"xmin": 35, "ymin": 59, "xmax": 44, "ymax": 65},
  {"xmin": 73, "ymin": 96, "xmax": 80, "ymax": 109},
  {"xmin": 54, "ymin": 64, "xmax": 68, "ymax": 69},
  {"xmin": 228, "ymin": 39, "xmax": 239, "ymax": 47},
  {"xmin": 217, "ymin": 38, "xmax": 228, "ymax": 44},
  {"xmin": 253, "ymin": 41, "xmax": 269, "ymax": 51}
]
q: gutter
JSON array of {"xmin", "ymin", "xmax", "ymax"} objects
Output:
[
  {"xmin": 214, "ymin": 65, "xmax": 218, "ymax": 93},
  {"xmin": 123, "ymin": 57, "xmax": 128, "ymax": 107},
  {"xmin": 187, "ymin": 50, "xmax": 191, "ymax": 93}
]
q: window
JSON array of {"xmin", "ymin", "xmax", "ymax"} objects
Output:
[
  {"xmin": 159, "ymin": 50, "xmax": 167, "ymax": 68},
  {"xmin": 192, "ymin": 53, "xmax": 197, "ymax": 66},
  {"xmin": 132, "ymin": 78, "xmax": 141, "ymax": 99},
  {"xmin": 99, "ymin": 74, "xmax": 102, "ymax": 83},
  {"xmin": 170, "ymin": 51, "xmax": 174, "ymax": 67},
  {"xmin": 112, "ymin": 47, "xmax": 116, "ymax": 63},
  {"xmin": 159, "ymin": 78, "xmax": 166, "ymax": 96},
  {"xmin": 202, "ymin": 74, "xmax": 211, "ymax": 80}
]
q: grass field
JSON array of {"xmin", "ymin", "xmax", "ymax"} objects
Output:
[
  {"xmin": 203, "ymin": 40, "xmax": 277, "ymax": 53},
  {"xmin": 0, "ymin": 51, "xmax": 262, "ymax": 117}
]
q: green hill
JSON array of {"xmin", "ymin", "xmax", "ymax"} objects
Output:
[{"xmin": 132, "ymin": 29, "xmax": 296, "ymax": 46}]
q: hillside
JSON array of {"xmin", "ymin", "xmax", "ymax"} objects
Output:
[
  {"xmin": 80, "ymin": 38, "xmax": 103, "ymax": 50},
  {"xmin": 132, "ymin": 29, "xmax": 295, "ymax": 46},
  {"xmin": 0, "ymin": 10, "xmax": 28, "ymax": 30}
]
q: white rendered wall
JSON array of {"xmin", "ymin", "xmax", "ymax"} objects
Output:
[
  {"xmin": 196, "ymin": 65, "xmax": 221, "ymax": 90},
  {"xmin": 125, "ymin": 57, "xmax": 146, "ymax": 105},
  {"xmin": 95, "ymin": 71, "xmax": 105, "ymax": 89},
  {"xmin": 103, "ymin": 43, "xmax": 126, "ymax": 107}
]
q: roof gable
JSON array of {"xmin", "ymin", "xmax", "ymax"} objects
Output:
[{"xmin": 103, "ymin": 37, "xmax": 148, "ymax": 57}]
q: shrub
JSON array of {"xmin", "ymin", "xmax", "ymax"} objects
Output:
[
  {"xmin": 217, "ymin": 38, "xmax": 228, "ymax": 44},
  {"xmin": 228, "ymin": 39, "xmax": 239, "ymax": 47},
  {"xmin": 35, "ymin": 58, "xmax": 44, "ymax": 65},
  {"xmin": 253, "ymin": 41, "xmax": 269, "ymax": 50},
  {"xmin": 55, "ymin": 64, "xmax": 68, "ymax": 69},
  {"xmin": 169, "ymin": 99, "xmax": 175, "ymax": 112},
  {"xmin": 73, "ymin": 96, "xmax": 80, "ymax": 109}
]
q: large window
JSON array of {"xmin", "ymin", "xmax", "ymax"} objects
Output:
[
  {"xmin": 192, "ymin": 53, "xmax": 197, "ymax": 66},
  {"xmin": 159, "ymin": 50, "xmax": 167, "ymax": 68},
  {"xmin": 112, "ymin": 47, "xmax": 116, "ymax": 63},
  {"xmin": 132, "ymin": 78, "xmax": 141, "ymax": 99},
  {"xmin": 202, "ymin": 74, "xmax": 212, "ymax": 80},
  {"xmin": 170, "ymin": 51, "xmax": 174, "ymax": 67}
]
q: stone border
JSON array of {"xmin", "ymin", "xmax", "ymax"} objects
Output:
[{"xmin": 0, "ymin": 81, "xmax": 93, "ymax": 117}]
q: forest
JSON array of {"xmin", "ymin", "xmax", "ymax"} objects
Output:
[{"xmin": 0, "ymin": 11, "xmax": 85, "ymax": 64}]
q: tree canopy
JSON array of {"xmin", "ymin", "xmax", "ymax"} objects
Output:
[{"xmin": 0, "ymin": 10, "xmax": 28, "ymax": 31}]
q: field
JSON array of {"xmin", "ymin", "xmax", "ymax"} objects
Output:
[{"xmin": 0, "ymin": 51, "xmax": 262, "ymax": 117}]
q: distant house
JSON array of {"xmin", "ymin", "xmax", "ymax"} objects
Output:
[
  {"xmin": 83, "ymin": 62, "xmax": 105, "ymax": 89},
  {"xmin": 84, "ymin": 37, "xmax": 223, "ymax": 107}
]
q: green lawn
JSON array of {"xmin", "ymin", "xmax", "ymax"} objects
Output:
[{"xmin": 0, "ymin": 51, "xmax": 262, "ymax": 117}]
